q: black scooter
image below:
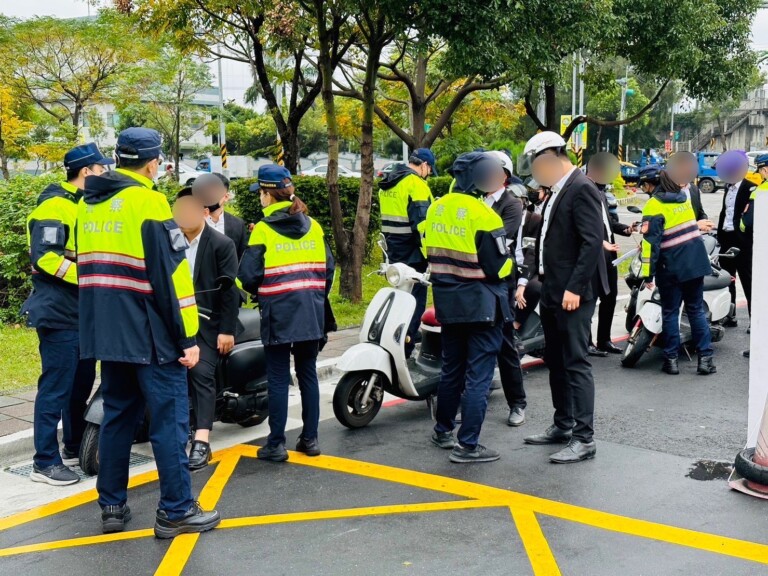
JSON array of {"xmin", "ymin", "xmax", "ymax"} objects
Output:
[{"xmin": 78, "ymin": 278, "xmax": 268, "ymax": 476}]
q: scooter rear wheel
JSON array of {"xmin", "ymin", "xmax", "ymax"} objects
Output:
[
  {"xmin": 333, "ymin": 371, "xmax": 384, "ymax": 429},
  {"xmin": 79, "ymin": 422, "xmax": 100, "ymax": 476}
]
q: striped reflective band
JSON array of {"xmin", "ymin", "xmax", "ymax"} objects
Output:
[
  {"xmin": 264, "ymin": 262, "xmax": 326, "ymax": 277},
  {"xmin": 383, "ymin": 215, "xmax": 409, "ymax": 223},
  {"xmin": 64, "ymin": 249, "xmax": 76, "ymax": 260},
  {"xmin": 80, "ymin": 274, "xmax": 153, "ymax": 294},
  {"xmin": 79, "ymin": 252, "xmax": 146, "ymax": 270},
  {"xmin": 429, "ymin": 263, "xmax": 486, "ymax": 279},
  {"xmin": 427, "ymin": 247, "xmax": 479, "ymax": 263},
  {"xmin": 258, "ymin": 279, "xmax": 326, "ymax": 296},
  {"xmin": 382, "ymin": 226, "xmax": 412, "ymax": 234},
  {"xmin": 660, "ymin": 230, "xmax": 700, "ymax": 249},
  {"xmin": 663, "ymin": 221, "xmax": 696, "ymax": 236},
  {"xmin": 178, "ymin": 295, "xmax": 196, "ymax": 309},
  {"xmin": 382, "ymin": 215, "xmax": 411, "ymax": 235},
  {"xmin": 55, "ymin": 259, "xmax": 72, "ymax": 279}
]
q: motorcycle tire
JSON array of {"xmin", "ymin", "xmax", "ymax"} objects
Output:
[
  {"xmin": 237, "ymin": 414, "xmax": 268, "ymax": 428},
  {"xmin": 734, "ymin": 448, "xmax": 768, "ymax": 486},
  {"xmin": 333, "ymin": 371, "xmax": 384, "ymax": 429},
  {"xmin": 621, "ymin": 325, "xmax": 653, "ymax": 368},
  {"xmin": 79, "ymin": 422, "xmax": 100, "ymax": 477}
]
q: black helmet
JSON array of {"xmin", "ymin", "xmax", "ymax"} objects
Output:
[{"xmin": 638, "ymin": 165, "xmax": 662, "ymax": 185}]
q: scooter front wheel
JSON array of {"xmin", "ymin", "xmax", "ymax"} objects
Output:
[
  {"xmin": 333, "ymin": 371, "xmax": 384, "ymax": 429},
  {"xmin": 79, "ymin": 422, "xmax": 100, "ymax": 476},
  {"xmin": 621, "ymin": 323, "xmax": 653, "ymax": 368}
]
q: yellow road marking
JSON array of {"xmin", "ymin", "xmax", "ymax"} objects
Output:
[
  {"xmin": 0, "ymin": 468, "xmax": 159, "ymax": 532},
  {"xmin": 511, "ymin": 508, "xmax": 562, "ymax": 576},
  {"xmin": 153, "ymin": 451, "xmax": 242, "ymax": 576},
  {"xmin": 218, "ymin": 500, "xmax": 500, "ymax": 529},
  {"xmin": 0, "ymin": 528, "xmax": 154, "ymax": 558},
  {"xmin": 2, "ymin": 443, "xmax": 768, "ymax": 572}
]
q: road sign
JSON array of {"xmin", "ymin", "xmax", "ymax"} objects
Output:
[{"xmin": 560, "ymin": 115, "xmax": 571, "ymax": 135}]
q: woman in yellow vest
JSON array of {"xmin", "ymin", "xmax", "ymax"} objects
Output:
[
  {"xmin": 640, "ymin": 168, "xmax": 714, "ymax": 376},
  {"xmin": 239, "ymin": 165, "xmax": 335, "ymax": 462}
]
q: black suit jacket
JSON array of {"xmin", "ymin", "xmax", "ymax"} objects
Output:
[
  {"xmin": 717, "ymin": 179, "xmax": 755, "ymax": 240},
  {"xmin": 222, "ymin": 211, "xmax": 249, "ymax": 262},
  {"xmin": 193, "ymin": 225, "xmax": 240, "ymax": 350},
  {"xmin": 593, "ymin": 193, "xmax": 631, "ymax": 297},
  {"xmin": 490, "ymin": 190, "xmax": 523, "ymax": 287},
  {"xmin": 688, "ymin": 184, "xmax": 708, "ymax": 221},
  {"xmin": 534, "ymin": 169, "xmax": 605, "ymax": 307}
]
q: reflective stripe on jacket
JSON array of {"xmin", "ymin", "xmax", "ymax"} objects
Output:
[
  {"xmin": 77, "ymin": 168, "xmax": 198, "ymax": 364},
  {"xmin": 423, "ymin": 192, "xmax": 513, "ymax": 324}
]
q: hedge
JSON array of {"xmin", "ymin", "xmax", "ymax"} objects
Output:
[{"xmin": 233, "ymin": 174, "xmax": 454, "ymax": 255}]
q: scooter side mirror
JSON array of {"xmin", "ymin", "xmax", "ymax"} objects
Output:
[
  {"xmin": 378, "ymin": 232, "xmax": 390, "ymax": 264},
  {"xmin": 627, "ymin": 205, "xmax": 642, "ymax": 214},
  {"xmin": 721, "ymin": 247, "xmax": 741, "ymax": 258}
]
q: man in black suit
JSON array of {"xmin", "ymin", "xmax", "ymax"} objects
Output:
[
  {"xmin": 585, "ymin": 153, "xmax": 632, "ymax": 357},
  {"xmin": 519, "ymin": 132, "xmax": 604, "ymax": 464},
  {"xmin": 193, "ymin": 173, "xmax": 250, "ymax": 261},
  {"xmin": 172, "ymin": 188, "xmax": 240, "ymax": 470},
  {"xmin": 482, "ymin": 151, "xmax": 526, "ymax": 427},
  {"xmin": 718, "ymin": 176, "xmax": 755, "ymax": 323}
]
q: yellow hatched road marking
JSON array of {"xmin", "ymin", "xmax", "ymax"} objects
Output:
[{"xmin": 0, "ymin": 443, "xmax": 767, "ymax": 573}]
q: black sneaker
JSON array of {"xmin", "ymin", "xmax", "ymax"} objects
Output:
[
  {"xmin": 102, "ymin": 504, "xmax": 132, "ymax": 534},
  {"xmin": 154, "ymin": 502, "xmax": 221, "ymax": 539},
  {"xmin": 431, "ymin": 431, "xmax": 455, "ymax": 450},
  {"xmin": 29, "ymin": 463, "xmax": 79, "ymax": 486},
  {"xmin": 449, "ymin": 443, "xmax": 500, "ymax": 464},
  {"xmin": 296, "ymin": 437, "xmax": 321, "ymax": 457},
  {"xmin": 257, "ymin": 443, "xmax": 288, "ymax": 462},
  {"xmin": 61, "ymin": 447, "xmax": 79, "ymax": 467}
]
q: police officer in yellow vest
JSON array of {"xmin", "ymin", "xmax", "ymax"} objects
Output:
[
  {"xmin": 22, "ymin": 143, "xmax": 111, "ymax": 486},
  {"xmin": 424, "ymin": 151, "xmax": 513, "ymax": 463},
  {"xmin": 640, "ymin": 169, "xmax": 715, "ymax": 376},
  {"xmin": 379, "ymin": 148, "xmax": 435, "ymax": 356},
  {"xmin": 78, "ymin": 128, "xmax": 220, "ymax": 538},
  {"xmin": 239, "ymin": 164, "xmax": 336, "ymax": 462}
]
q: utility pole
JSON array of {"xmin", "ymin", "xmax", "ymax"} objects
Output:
[
  {"xmin": 217, "ymin": 55, "xmax": 228, "ymax": 177},
  {"xmin": 572, "ymin": 55, "xmax": 577, "ymax": 117},
  {"xmin": 670, "ymin": 103, "xmax": 676, "ymax": 153}
]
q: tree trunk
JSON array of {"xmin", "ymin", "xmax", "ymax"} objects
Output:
[
  {"xmin": 281, "ymin": 128, "xmax": 300, "ymax": 175},
  {"xmin": 0, "ymin": 146, "xmax": 9, "ymax": 180},
  {"xmin": 174, "ymin": 103, "xmax": 181, "ymax": 181},
  {"xmin": 544, "ymin": 83, "xmax": 557, "ymax": 131}
]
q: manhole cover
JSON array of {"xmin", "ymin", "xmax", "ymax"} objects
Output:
[
  {"xmin": 686, "ymin": 459, "xmax": 732, "ymax": 481},
  {"xmin": 4, "ymin": 452, "xmax": 154, "ymax": 481}
]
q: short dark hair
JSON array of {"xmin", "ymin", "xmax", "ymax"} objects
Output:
[
  {"xmin": 212, "ymin": 172, "xmax": 230, "ymax": 190},
  {"xmin": 116, "ymin": 156, "xmax": 155, "ymax": 170},
  {"xmin": 66, "ymin": 164, "xmax": 98, "ymax": 182},
  {"xmin": 176, "ymin": 187, "xmax": 193, "ymax": 200}
]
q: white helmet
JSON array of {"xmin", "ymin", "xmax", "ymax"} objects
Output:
[
  {"xmin": 523, "ymin": 131, "xmax": 567, "ymax": 155},
  {"xmin": 486, "ymin": 150, "xmax": 514, "ymax": 177}
]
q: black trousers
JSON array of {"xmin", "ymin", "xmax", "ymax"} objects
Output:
[
  {"xmin": 540, "ymin": 299, "xmax": 596, "ymax": 442},
  {"xmin": 188, "ymin": 340, "xmax": 219, "ymax": 431},
  {"xmin": 592, "ymin": 252, "xmax": 619, "ymax": 346},
  {"xmin": 499, "ymin": 298, "xmax": 526, "ymax": 410},
  {"xmin": 514, "ymin": 278, "xmax": 542, "ymax": 328},
  {"xmin": 718, "ymin": 231, "xmax": 752, "ymax": 315}
]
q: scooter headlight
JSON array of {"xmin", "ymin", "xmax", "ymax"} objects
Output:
[
  {"xmin": 630, "ymin": 254, "xmax": 642, "ymax": 277},
  {"xmin": 385, "ymin": 265, "xmax": 403, "ymax": 287}
]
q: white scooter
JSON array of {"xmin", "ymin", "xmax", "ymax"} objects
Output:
[
  {"xmin": 621, "ymin": 209, "xmax": 739, "ymax": 367},
  {"xmin": 333, "ymin": 235, "xmax": 439, "ymax": 429}
]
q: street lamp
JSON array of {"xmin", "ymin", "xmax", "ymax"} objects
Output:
[{"xmin": 617, "ymin": 70, "xmax": 635, "ymax": 161}]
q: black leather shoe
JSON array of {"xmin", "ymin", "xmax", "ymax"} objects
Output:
[
  {"xmin": 744, "ymin": 350, "xmax": 750, "ymax": 358},
  {"xmin": 723, "ymin": 316, "xmax": 738, "ymax": 328},
  {"xmin": 598, "ymin": 341, "xmax": 623, "ymax": 354},
  {"xmin": 549, "ymin": 439, "xmax": 596, "ymax": 464},
  {"xmin": 662, "ymin": 357, "xmax": 679, "ymax": 375},
  {"xmin": 188, "ymin": 440, "xmax": 211, "ymax": 471},
  {"xmin": 697, "ymin": 355, "xmax": 716, "ymax": 375},
  {"xmin": 154, "ymin": 501, "xmax": 221, "ymax": 539},
  {"xmin": 102, "ymin": 504, "xmax": 131, "ymax": 534},
  {"xmin": 257, "ymin": 443, "xmax": 288, "ymax": 462},
  {"xmin": 588, "ymin": 345, "xmax": 608, "ymax": 358},
  {"xmin": 296, "ymin": 436, "xmax": 321, "ymax": 457},
  {"xmin": 524, "ymin": 424, "xmax": 572, "ymax": 445}
]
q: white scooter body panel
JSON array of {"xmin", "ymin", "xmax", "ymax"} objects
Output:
[
  {"xmin": 336, "ymin": 343, "xmax": 393, "ymax": 384},
  {"xmin": 706, "ymin": 289, "xmax": 731, "ymax": 322},
  {"xmin": 639, "ymin": 299, "xmax": 663, "ymax": 334},
  {"xmin": 340, "ymin": 286, "xmax": 420, "ymax": 397}
]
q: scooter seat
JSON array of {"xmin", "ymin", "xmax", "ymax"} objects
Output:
[
  {"xmin": 236, "ymin": 307, "xmax": 262, "ymax": 343},
  {"xmin": 703, "ymin": 271, "xmax": 732, "ymax": 292},
  {"xmin": 421, "ymin": 307, "xmax": 441, "ymax": 327}
]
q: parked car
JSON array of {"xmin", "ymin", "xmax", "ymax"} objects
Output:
[
  {"xmin": 300, "ymin": 164, "xmax": 361, "ymax": 178},
  {"xmin": 160, "ymin": 161, "xmax": 206, "ymax": 186},
  {"xmin": 376, "ymin": 162, "xmax": 399, "ymax": 178}
]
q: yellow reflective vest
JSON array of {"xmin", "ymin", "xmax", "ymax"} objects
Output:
[
  {"xmin": 423, "ymin": 191, "xmax": 513, "ymax": 324},
  {"xmin": 77, "ymin": 168, "xmax": 198, "ymax": 364}
]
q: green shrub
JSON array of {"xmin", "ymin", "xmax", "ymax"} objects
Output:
[{"xmin": 0, "ymin": 173, "xmax": 63, "ymax": 323}]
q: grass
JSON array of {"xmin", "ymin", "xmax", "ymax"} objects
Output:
[
  {"xmin": 0, "ymin": 324, "xmax": 40, "ymax": 395},
  {"xmin": 330, "ymin": 263, "xmax": 389, "ymax": 329}
]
